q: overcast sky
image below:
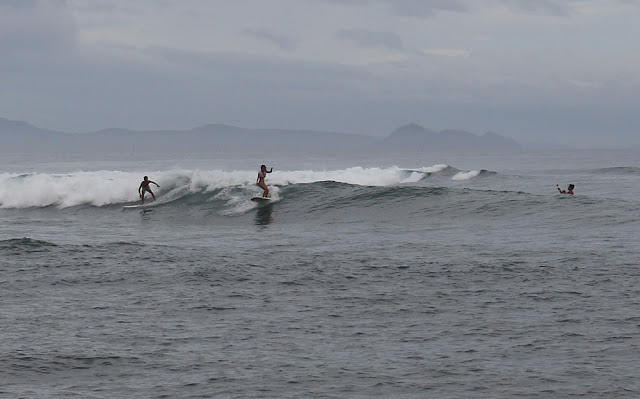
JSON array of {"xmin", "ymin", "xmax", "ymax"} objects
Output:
[{"xmin": 1, "ymin": 0, "xmax": 639, "ymax": 147}]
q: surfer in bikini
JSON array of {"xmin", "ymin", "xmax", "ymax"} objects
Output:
[
  {"xmin": 139, "ymin": 176, "xmax": 160, "ymax": 204},
  {"xmin": 256, "ymin": 165, "xmax": 273, "ymax": 197},
  {"xmin": 557, "ymin": 184, "xmax": 574, "ymax": 195}
]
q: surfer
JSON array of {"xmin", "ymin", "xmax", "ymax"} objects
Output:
[
  {"xmin": 256, "ymin": 165, "xmax": 273, "ymax": 197},
  {"xmin": 139, "ymin": 176, "xmax": 160, "ymax": 204},
  {"xmin": 557, "ymin": 184, "xmax": 574, "ymax": 195}
]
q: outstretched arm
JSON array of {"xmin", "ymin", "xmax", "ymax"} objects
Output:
[
  {"xmin": 268, "ymin": 168, "xmax": 273, "ymax": 173},
  {"xmin": 152, "ymin": 181, "xmax": 160, "ymax": 187}
]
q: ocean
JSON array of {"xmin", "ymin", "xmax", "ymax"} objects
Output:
[{"xmin": 1, "ymin": 149, "xmax": 639, "ymax": 398}]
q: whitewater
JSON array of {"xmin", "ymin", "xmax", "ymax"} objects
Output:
[{"xmin": 1, "ymin": 150, "xmax": 639, "ymax": 398}]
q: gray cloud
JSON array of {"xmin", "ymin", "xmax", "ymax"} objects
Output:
[
  {"xmin": 1, "ymin": 39, "xmax": 376, "ymax": 132},
  {"xmin": 387, "ymin": 0, "xmax": 468, "ymax": 17},
  {"xmin": 314, "ymin": 0, "xmax": 468, "ymax": 17},
  {"xmin": 1, "ymin": 0, "xmax": 40, "ymax": 8},
  {"xmin": 336, "ymin": 29, "xmax": 403, "ymax": 50},
  {"xmin": 0, "ymin": 0, "xmax": 76, "ymax": 57},
  {"xmin": 313, "ymin": 0, "xmax": 376, "ymax": 6},
  {"xmin": 137, "ymin": 45, "xmax": 370, "ymax": 98},
  {"xmin": 244, "ymin": 28, "xmax": 297, "ymax": 51},
  {"xmin": 500, "ymin": 0, "xmax": 572, "ymax": 17}
]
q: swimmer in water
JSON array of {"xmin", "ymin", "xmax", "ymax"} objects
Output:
[{"xmin": 557, "ymin": 184, "xmax": 574, "ymax": 195}]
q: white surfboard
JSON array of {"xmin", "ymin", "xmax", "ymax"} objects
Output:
[
  {"xmin": 123, "ymin": 204, "xmax": 155, "ymax": 213},
  {"xmin": 123, "ymin": 202, "xmax": 157, "ymax": 209},
  {"xmin": 123, "ymin": 204, "xmax": 145, "ymax": 209},
  {"xmin": 251, "ymin": 196, "xmax": 273, "ymax": 202},
  {"xmin": 123, "ymin": 198, "xmax": 164, "ymax": 209}
]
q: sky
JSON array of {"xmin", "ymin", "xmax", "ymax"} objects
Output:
[{"xmin": 1, "ymin": 0, "xmax": 639, "ymax": 147}]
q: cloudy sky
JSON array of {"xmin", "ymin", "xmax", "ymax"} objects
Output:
[{"xmin": 1, "ymin": 0, "xmax": 639, "ymax": 147}]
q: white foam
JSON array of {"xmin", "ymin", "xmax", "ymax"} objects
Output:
[
  {"xmin": 219, "ymin": 186, "xmax": 282, "ymax": 216},
  {"xmin": 0, "ymin": 171, "xmax": 138, "ymax": 208},
  {"xmin": 416, "ymin": 164, "xmax": 449, "ymax": 174},
  {"xmin": 452, "ymin": 170, "xmax": 481, "ymax": 180},
  {"xmin": 401, "ymin": 172, "xmax": 425, "ymax": 184}
]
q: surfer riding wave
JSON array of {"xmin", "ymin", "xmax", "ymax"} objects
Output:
[
  {"xmin": 256, "ymin": 165, "xmax": 273, "ymax": 198},
  {"xmin": 139, "ymin": 176, "xmax": 160, "ymax": 204}
]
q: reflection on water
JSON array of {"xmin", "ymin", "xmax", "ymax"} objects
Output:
[{"xmin": 254, "ymin": 205, "xmax": 273, "ymax": 226}]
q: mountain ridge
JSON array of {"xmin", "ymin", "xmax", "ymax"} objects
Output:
[{"xmin": 0, "ymin": 117, "xmax": 521, "ymax": 154}]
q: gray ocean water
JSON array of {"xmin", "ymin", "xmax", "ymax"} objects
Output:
[{"xmin": 1, "ymin": 150, "xmax": 639, "ymax": 398}]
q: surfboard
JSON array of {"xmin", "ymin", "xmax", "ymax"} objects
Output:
[
  {"xmin": 123, "ymin": 204, "xmax": 145, "ymax": 209},
  {"xmin": 124, "ymin": 198, "xmax": 163, "ymax": 209},
  {"xmin": 251, "ymin": 196, "xmax": 273, "ymax": 202},
  {"xmin": 123, "ymin": 204, "xmax": 155, "ymax": 213}
]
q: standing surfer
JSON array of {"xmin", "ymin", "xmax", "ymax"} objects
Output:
[
  {"xmin": 257, "ymin": 165, "xmax": 273, "ymax": 197},
  {"xmin": 139, "ymin": 176, "xmax": 160, "ymax": 204}
]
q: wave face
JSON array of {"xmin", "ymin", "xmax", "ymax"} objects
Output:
[
  {"xmin": 0, "ymin": 165, "xmax": 491, "ymax": 210},
  {"xmin": 2, "ymin": 163, "xmax": 637, "ymax": 230}
]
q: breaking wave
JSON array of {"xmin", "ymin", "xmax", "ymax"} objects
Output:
[{"xmin": 0, "ymin": 165, "xmax": 492, "ymax": 209}]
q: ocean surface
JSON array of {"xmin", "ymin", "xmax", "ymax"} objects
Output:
[{"xmin": 1, "ymin": 149, "xmax": 639, "ymax": 398}]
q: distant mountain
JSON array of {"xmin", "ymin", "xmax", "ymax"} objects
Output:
[
  {"xmin": 383, "ymin": 123, "xmax": 521, "ymax": 152},
  {"xmin": 0, "ymin": 117, "xmax": 69, "ymax": 151},
  {"xmin": 1, "ymin": 117, "xmax": 522, "ymax": 155}
]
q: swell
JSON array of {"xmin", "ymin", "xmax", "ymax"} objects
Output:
[
  {"xmin": 589, "ymin": 166, "xmax": 640, "ymax": 175},
  {"xmin": 2, "ymin": 176, "xmax": 636, "ymax": 223},
  {"xmin": 277, "ymin": 184, "xmax": 639, "ymax": 224},
  {"xmin": 0, "ymin": 237, "xmax": 58, "ymax": 253},
  {"xmin": 253, "ymin": 184, "xmax": 638, "ymax": 225}
]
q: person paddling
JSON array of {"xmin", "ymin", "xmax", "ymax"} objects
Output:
[
  {"xmin": 557, "ymin": 184, "xmax": 574, "ymax": 195},
  {"xmin": 139, "ymin": 176, "xmax": 160, "ymax": 204},
  {"xmin": 256, "ymin": 165, "xmax": 273, "ymax": 197}
]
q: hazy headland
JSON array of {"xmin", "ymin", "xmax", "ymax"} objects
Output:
[{"xmin": 1, "ymin": 117, "xmax": 521, "ymax": 157}]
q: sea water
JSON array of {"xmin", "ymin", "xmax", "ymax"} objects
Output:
[{"xmin": 1, "ymin": 150, "xmax": 639, "ymax": 398}]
